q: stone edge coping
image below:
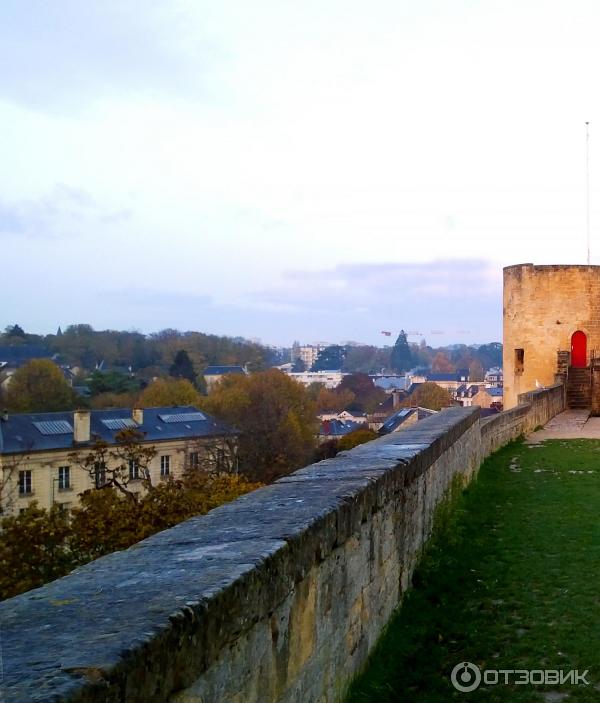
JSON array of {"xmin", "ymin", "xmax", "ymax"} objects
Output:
[{"xmin": 0, "ymin": 406, "xmax": 479, "ymax": 703}]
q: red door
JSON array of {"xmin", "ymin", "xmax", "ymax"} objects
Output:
[{"xmin": 571, "ymin": 331, "xmax": 587, "ymax": 368}]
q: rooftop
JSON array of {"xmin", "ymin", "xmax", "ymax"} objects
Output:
[
  {"xmin": 0, "ymin": 406, "xmax": 233, "ymax": 454},
  {"xmin": 202, "ymin": 365, "xmax": 246, "ymax": 376}
]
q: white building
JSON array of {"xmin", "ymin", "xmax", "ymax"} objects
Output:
[
  {"xmin": 291, "ymin": 343, "xmax": 327, "ymax": 370},
  {"xmin": 287, "ymin": 371, "xmax": 345, "ymax": 389}
]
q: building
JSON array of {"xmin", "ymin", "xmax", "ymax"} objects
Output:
[
  {"xmin": 424, "ymin": 370, "xmax": 470, "ymax": 392},
  {"xmin": 287, "ymin": 370, "xmax": 345, "ymax": 389},
  {"xmin": 378, "ymin": 407, "xmax": 436, "ymax": 435},
  {"xmin": 484, "ymin": 367, "xmax": 503, "ymax": 388},
  {"xmin": 371, "ymin": 375, "xmax": 409, "ymax": 391},
  {"xmin": 0, "ymin": 406, "xmax": 236, "ymax": 515},
  {"xmin": 455, "ymin": 384, "xmax": 480, "ymax": 406},
  {"xmin": 318, "ymin": 410, "xmax": 368, "ymax": 424},
  {"xmin": 290, "ymin": 343, "xmax": 327, "ymax": 370},
  {"xmin": 503, "ymin": 263, "xmax": 600, "ymax": 409},
  {"xmin": 474, "ymin": 386, "xmax": 503, "ymax": 408},
  {"xmin": 203, "ymin": 365, "xmax": 247, "ymax": 393},
  {"xmin": 317, "ymin": 418, "xmax": 364, "ymax": 443}
]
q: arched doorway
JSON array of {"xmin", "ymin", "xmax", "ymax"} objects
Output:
[{"xmin": 571, "ymin": 331, "xmax": 587, "ymax": 368}]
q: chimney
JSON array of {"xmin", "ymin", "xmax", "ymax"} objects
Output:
[
  {"xmin": 73, "ymin": 410, "xmax": 91, "ymax": 443},
  {"xmin": 392, "ymin": 390, "xmax": 401, "ymax": 410},
  {"xmin": 132, "ymin": 407, "xmax": 144, "ymax": 425}
]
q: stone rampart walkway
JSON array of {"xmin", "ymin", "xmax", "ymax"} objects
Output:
[
  {"xmin": 346, "ymin": 434, "xmax": 600, "ymax": 702},
  {"xmin": 526, "ymin": 409, "xmax": 600, "ymax": 442}
]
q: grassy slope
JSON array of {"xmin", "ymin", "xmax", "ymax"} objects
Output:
[{"xmin": 346, "ymin": 439, "xmax": 600, "ymax": 702}]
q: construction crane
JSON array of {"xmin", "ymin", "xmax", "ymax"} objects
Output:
[{"xmin": 381, "ymin": 330, "xmax": 471, "ymax": 338}]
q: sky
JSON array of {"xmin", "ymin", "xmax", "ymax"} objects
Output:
[{"xmin": 2, "ymin": 0, "xmax": 600, "ymax": 347}]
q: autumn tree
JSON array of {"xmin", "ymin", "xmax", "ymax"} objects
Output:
[
  {"xmin": 337, "ymin": 373, "xmax": 386, "ymax": 412},
  {"xmin": 338, "ymin": 428, "xmax": 378, "ymax": 451},
  {"xmin": 309, "ymin": 385, "xmax": 356, "ymax": 413},
  {"xmin": 430, "ymin": 352, "xmax": 455, "ymax": 374},
  {"xmin": 68, "ymin": 428, "xmax": 157, "ymax": 502},
  {"xmin": 0, "ymin": 503, "xmax": 75, "ymax": 600},
  {"xmin": 468, "ymin": 359, "xmax": 485, "ymax": 382},
  {"xmin": 137, "ymin": 378, "xmax": 202, "ymax": 407},
  {"xmin": 200, "ymin": 369, "xmax": 317, "ymax": 482},
  {"xmin": 4, "ymin": 359, "xmax": 78, "ymax": 412},
  {"xmin": 402, "ymin": 382, "xmax": 453, "ymax": 411},
  {"xmin": 390, "ymin": 330, "xmax": 413, "ymax": 372},
  {"xmin": 0, "ymin": 470, "xmax": 263, "ymax": 599}
]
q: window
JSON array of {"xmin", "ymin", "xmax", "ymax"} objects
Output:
[
  {"xmin": 514, "ymin": 348, "xmax": 524, "ymax": 374},
  {"xmin": 58, "ymin": 466, "xmax": 70, "ymax": 490},
  {"xmin": 94, "ymin": 462, "xmax": 106, "ymax": 488},
  {"xmin": 18, "ymin": 470, "xmax": 32, "ymax": 496},
  {"xmin": 160, "ymin": 455, "xmax": 170, "ymax": 476},
  {"xmin": 58, "ymin": 502, "xmax": 71, "ymax": 515},
  {"xmin": 128, "ymin": 459, "xmax": 139, "ymax": 480},
  {"xmin": 188, "ymin": 452, "xmax": 199, "ymax": 470}
]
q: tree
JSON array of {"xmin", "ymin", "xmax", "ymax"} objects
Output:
[
  {"xmin": 468, "ymin": 359, "xmax": 485, "ymax": 382},
  {"xmin": 312, "ymin": 386, "xmax": 356, "ymax": 412},
  {"xmin": 5, "ymin": 359, "xmax": 78, "ymax": 412},
  {"xmin": 292, "ymin": 357, "xmax": 306, "ymax": 372},
  {"xmin": 311, "ymin": 345, "xmax": 346, "ymax": 371},
  {"xmin": 402, "ymin": 382, "xmax": 453, "ymax": 411},
  {"xmin": 169, "ymin": 349, "xmax": 196, "ymax": 384},
  {"xmin": 200, "ymin": 369, "xmax": 317, "ymax": 482},
  {"xmin": 138, "ymin": 378, "xmax": 202, "ymax": 407},
  {"xmin": 390, "ymin": 331, "xmax": 413, "ymax": 373},
  {"xmin": 338, "ymin": 428, "xmax": 378, "ymax": 452},
  {"xmin": 0, "ymin": 503, "xmax": 75, "ymax": 601},
  {"xmin": 431, "ymin": 352, "xmax": 455, "ymax": 373},
  {"xmin": 337, "ymin": 373, "xmax": 386, "ymax": 412},
  {"xmin": 68, "ymin": 428, "xmax": 157, "ymax": 502},
  {"xmin": 0, "ymin": 470, "xmax": 262, "ymax": 600},
  {"xmin": 0, "ymin": 450, "xmax": 29, "ymax": 515},
  {"xmin": 5, "ymin": 324, "xmax": 26, "ymax": 338},
  {"xmin": 87, "ymin": 370, "xmax": 140, "ymax": 396}
]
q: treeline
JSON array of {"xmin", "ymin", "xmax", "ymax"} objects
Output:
[
  {"xmin": 1, "ymin": 324, "xmax": 283, "ymax": 377},
  {"xmin": 311, "ymin": 336, "xmax": 502, "ymax": 376}
]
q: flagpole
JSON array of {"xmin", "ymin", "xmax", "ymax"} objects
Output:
[{"xmin": 586, "ymin": 121, "xmax": 590, "ymax": 265}]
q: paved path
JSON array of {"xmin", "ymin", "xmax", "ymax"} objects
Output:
[{"xmin": 526, "ymin": 409, "xmax": 600, "ymax": 442}]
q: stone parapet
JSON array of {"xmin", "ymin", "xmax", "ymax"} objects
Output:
[{"xmin": 0, "ymin": 386, "xmax": 565, "ymax": 703}]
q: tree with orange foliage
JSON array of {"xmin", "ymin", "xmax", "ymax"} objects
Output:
[
  {"xmin": 200, "ymin": 369, "xmax": 317, "ymax": 482},
  {"xmin": 431, "ymin": 352, "xmax": 455, "ymax": 373}
]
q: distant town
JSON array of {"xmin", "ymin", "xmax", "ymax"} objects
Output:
[{"xmin": 0, "ymin": 323, "xmax": 502, "ymax": 523}]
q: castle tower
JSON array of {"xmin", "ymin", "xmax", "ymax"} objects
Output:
[{"xmin": 503, "ymin": 263, "xmax": 600, "ymax": 409}]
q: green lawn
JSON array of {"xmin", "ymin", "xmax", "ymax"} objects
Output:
[{"xmin": 346, "ymin": 439, "xmax": 600, "ymax": 702}]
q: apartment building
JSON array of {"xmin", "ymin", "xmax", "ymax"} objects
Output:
[{"xmin": 0, "ymin": 406, "xmax": 235, "ymax": 516}]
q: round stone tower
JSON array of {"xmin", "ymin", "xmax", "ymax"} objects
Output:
[{"xmin": 503, "ymin": 263, "xmax": 600, "ymax": 409}]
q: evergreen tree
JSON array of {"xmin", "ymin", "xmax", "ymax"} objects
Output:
[
  {"xmin": 169, "ymin": 349, "xmax": 196, "ymax": 384},
  {"xmin": 390, "ymin": 330, "xmax": 413, "ymax": 372},
  {"xmin": 311, "ymin": 345, "xmax": 346, "ymax": 371}
]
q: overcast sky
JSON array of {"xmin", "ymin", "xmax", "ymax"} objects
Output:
[{"xmin": 2, "ymin": 0, "xmax": 599, "ymax": 346}]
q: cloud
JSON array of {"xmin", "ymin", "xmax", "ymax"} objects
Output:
[
  {"xmin": 0, "ymin": 1, "xmax": 215, "ymax": 111},
  {"xmin": 249, "ymin": 260, "xmax": 503, "ymax": 344},
  {"xmin": 0, "ymin": 185, "xmax": 132, "ymax": 238}
]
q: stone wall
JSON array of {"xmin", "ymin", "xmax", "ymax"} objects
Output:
[
  {"xmin": 0, "ymin": 387, "xmax": 565, "ymax": 703},
  {"xmin": 503, "ymin": 263, "xmax": 600, "ymax": 409},
  {"xmin": 480, "ymin": 383, "xmax": 564, "ymax": 458}
]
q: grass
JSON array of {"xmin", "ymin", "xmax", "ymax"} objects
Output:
[{"xmin": 345, "ymin": 439, "xmax": 600, "ymax": 702}]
